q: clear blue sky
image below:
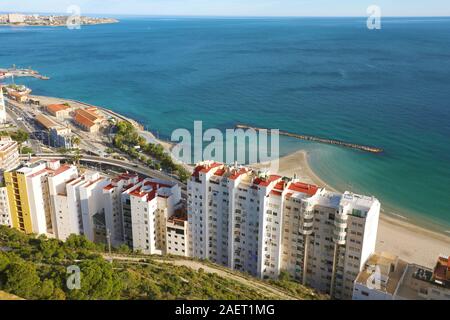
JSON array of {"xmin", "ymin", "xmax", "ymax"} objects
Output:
[{"xmin": 2, "ymin": 0, "xmax": 449, "ymax": 17}]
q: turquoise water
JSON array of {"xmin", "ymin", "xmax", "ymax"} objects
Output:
[{"xmin": 1, "ymin": 17, "xmax": 450, "ymax": 230}]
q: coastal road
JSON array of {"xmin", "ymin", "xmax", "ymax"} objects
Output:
[{"xmin": 5, "ymin": 99, "xmax": 43, "ymax": 153}]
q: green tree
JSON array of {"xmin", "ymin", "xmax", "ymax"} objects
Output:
[
  {"xmin": 20, "ymin": 146, "xmax": 33, "ymax": 155},
  {"xmin": 70, "ymin": 149, "xmax": 82, "ymax": 166},
  {"xmin": 71, "ymin": 136, "xmax": 81, "ymax": 148},
  {"xmin": 4, "ymin": 261, "xmax": 41, "ymax": 299},
  {"xmin": 10, "ymin": 130, "xmax": 29, "ymax": 147},
  {"xmin": 57, "ymin": 147, "xmax": 69, "ymax": 155},
  {"xmin": 66, "ymin": 259, "xmax": 122, "ymax": 300},
  {"xmin": 176, "ymin": 166, "xmax": 190, "ymax": 182}
]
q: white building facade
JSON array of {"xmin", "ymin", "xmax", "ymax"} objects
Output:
[
  {"xmin": 0, "ymin": 186, "xmax": 11, "ymax": 227},
  {"xmin": 0, "ymin": 86, "xmax": 7, "ymax": 124},
  {"xmin": 125, "ymin": 178, "xmax": 182, "ymax": 255},
  {"xmin": 188, "ymin": 161, "xmax": 381, "ymax": 299}
]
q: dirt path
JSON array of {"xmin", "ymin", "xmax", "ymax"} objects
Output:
[
  {"xmin": 154, "ymin": 259, "xmax": 297, "ymax": 300},
  {"xmin": 103, "ymin": 253, "xmax": 297, "ymax": 300}
]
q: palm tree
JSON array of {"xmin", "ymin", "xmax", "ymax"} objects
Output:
[
  {"xmin": 70, "ymin": 149, "xmax": 82, "ymax": 166},
  {"xmin": 71, "ymin": 136, "xmax": 81, "ymax": 149}
]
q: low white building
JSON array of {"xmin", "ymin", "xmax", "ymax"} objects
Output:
[
  {"xmin": 166, "ymin": 210, "xmax": 189, "ymax": 257},
  {"xmin": 353, "ymin": 252, "xmax": 408, "ymax": 300},
  {"xmin": 354, "ymin": 253, "xmax": 450, "ymax": 300}
]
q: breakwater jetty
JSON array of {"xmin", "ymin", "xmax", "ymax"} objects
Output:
[
  {"xmin": 235, "ymin": 124, "xmax": 384, "ymax": 154},
  {"xmin": 0, "ymin": 67, "xmax": 50, "ymax": 80}
]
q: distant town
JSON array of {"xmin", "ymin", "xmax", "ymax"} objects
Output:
[{"xmin": 0, "ymin": 13, "xmax": 118, "ymax": 26}]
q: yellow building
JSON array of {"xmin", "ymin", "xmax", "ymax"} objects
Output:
[
  {"xmin": 4, "ymin": 160, "xmax": 78, "ymax": 236},
  {"xmin": 4, "ymin": 169, "xmax": 33, "ymax": 233}
]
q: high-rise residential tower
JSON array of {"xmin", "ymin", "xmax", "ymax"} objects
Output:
[
  {"xmin": 187, "ymin": 161, "xmax": 381, "ymax": 299},
  {"xmin": 0, "ymin": 86, "xmax": 7, "ymax": 124}
]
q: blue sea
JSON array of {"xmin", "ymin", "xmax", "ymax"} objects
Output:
[{"xmin": 1, "ymin": 17, "xmax": 450, "ymax": 231}]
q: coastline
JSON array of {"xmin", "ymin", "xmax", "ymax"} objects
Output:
[
  {"xmin": 11, "ymin": 91, "xmax": 449, "ymax": 268},
  {"xmin": 251, "ymin": 150, "xmax": 450, "ymax": 268}
]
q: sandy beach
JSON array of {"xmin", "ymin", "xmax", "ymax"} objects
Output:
[{"xmin": 251, "ymin": 150, "xmax": 450, "ymax": 268}]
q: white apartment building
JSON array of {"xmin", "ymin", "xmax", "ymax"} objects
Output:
[
  {"xmin": 15, "ymin": 161, "xmax": 55, "ymax": 235},
  {"xmin": 0, "ymin": 186, "xmax": 11, "ymax": 227},
  {"xmin": 4, "ymin": 160, "xmax": 78, "ymax": 237},
  {"xmin": 4, "ymin": 160, "xmax": 186, "ymax": 257},
  {"xmin": 0, "ymin": 136, "xmax": 20, "ymax": 176},
  {"xmin": 61, "ymin": 176, "xmax": 89, "ymax": 239},
  {"xmin": 123, "ymin": 178, "xmax": 182, "ymax": 255},
  {"xmin": 79, "ymin": 171, "xmax": 110, "ymax": 243},
  {"xmin": 47, "ymin": 160, "xmax": 79, "ymax": 240},
  {"xmin": 188, "ymin": 161, "xmax": 381, "ymax": 299},
  {"xmin": 0, "ymin": 86, "xmax": 7, "ymax": 124},
  {"xmin": 52, "ymin": 170, "xmax": 110, "ymax": 242},
  {"xmin": 103, "ymin": 173, "xmax": 140, "ymax": 247}
]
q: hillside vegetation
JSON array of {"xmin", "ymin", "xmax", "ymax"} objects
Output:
[{"xmin": 0, "ymin": 226, "xmax": 324, "ymax": 300}]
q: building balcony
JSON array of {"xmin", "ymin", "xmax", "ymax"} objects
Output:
[
  {"xmin": 333, "ymin": 233, "xmax": 346, "ymax": 245},
  {"xmin": 303, "ymin": 212, "xmax": 314, "ymax": 220},
  {"xmin": 302, "ymin": 221, "xmax": 314, "ymax": 228}
]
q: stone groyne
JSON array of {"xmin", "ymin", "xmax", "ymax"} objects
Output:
[{"xmin": 235, "ymin": 124, "xmax": 384, "ymax": 154}]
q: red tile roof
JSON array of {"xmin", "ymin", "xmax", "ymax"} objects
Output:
[
  {"xmin": 74, "ymin": 112, "xmax": 96, "ymax": 128},
  {"xmin": 51, "ymin": 164, "xmax": 72, "ymax": 176},
  {"xmin": 253, "ymin": 175, "xmax": 281, "ymax": 187},
  {"xmin": 192, "ymin": 162, "xmax": 223, "ymax": 178},
  {"xmin": 77, "ymin": 108, "xmax": 103, "ymax": 121},
  {"xmin": 288, "ymin": 182, "xmax": 319, "ymax": 196},
  {"xmin": 273, "ymin": 181, "xmax": 286, "ymax": 191},
  {"xmin": 47, "ymin": 104, "xmax": 70, "ymax": 113},
  {"xmin": 270, "ymin": 190, "xmax": 283, "ymax": 197},
  {"xmin": 229, "ymin": 167, "xmax": 249, "ymax": 180},
  {"xmin": 434, "ymin": 255, "xmax": 450, "ymax": 283},
  {"xmin": 130, "ymin": 187, "xmax": 157, "ymax": 202},
  {"xmin": 214, "ymin": 168, "xmax": 226, "ymax": 177},
  {"xmin": 103, "ymin": 184, "xmax": 114, "ymax": 191},
  {"xmin": 35, "ymin": 114, "xmax": 59, "ymax": 129}
]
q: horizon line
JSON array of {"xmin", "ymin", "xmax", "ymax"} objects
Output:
[{"xmin": 2, "ymin": 12, "xmax": 450, "ymax": 18}]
